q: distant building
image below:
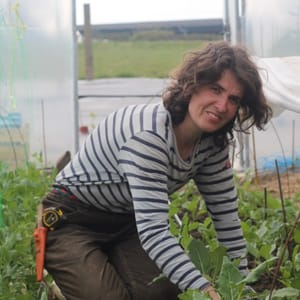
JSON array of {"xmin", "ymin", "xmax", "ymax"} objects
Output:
[{"xmin": 77, "ymin": 19, "xmax": 224, "ymax": 41}]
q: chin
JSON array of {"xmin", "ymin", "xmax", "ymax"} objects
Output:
[{"xmin": 202, "ymin": 126, "xmax": 222, "ymax": 133}]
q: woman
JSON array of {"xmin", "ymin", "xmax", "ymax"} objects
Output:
[{"xmin": 41, "ymin": 41, "xmax": 272, "ymax": 300}]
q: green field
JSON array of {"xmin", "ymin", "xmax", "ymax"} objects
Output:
[{"xmin": 77, "ymin": 40, "xmax": 211, "ymax": 79}]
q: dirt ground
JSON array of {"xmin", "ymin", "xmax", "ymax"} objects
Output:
[{"xmin": 248, "ymin": 169, "xmax": 300, "ymax": 201}]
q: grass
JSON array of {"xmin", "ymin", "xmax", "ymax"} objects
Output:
[{"xmin": 77, "ymin": 40, "xmax": 210, "ymax": 79}]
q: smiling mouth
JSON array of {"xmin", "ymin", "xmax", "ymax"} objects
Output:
[{"xmin": 207, "ymin": 111, "xmax": 222, "ymax": 121}]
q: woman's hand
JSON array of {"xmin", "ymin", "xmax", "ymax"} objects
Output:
[{"xmin": 202, "ymin": 285, "xmax": 221, "ymax": 300}]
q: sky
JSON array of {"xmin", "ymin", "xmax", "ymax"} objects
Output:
[{"xmin": 75, "ymin": 0, "xmax": 224, "ymax": 25}]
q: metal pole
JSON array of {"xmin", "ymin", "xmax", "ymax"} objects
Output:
[
  {"xmin": 83, "ymin": 3, "xmax": 94, "ymax": 80},
  {"xmin": 234, "ymin": 0, "xmax": 241, "ymax": 44},
  {"xmin": 72, "ymin": 0, "xmax": 79, "ymax": 153},
  {"xmin": 239, "ymin": 0, "xmax": 246, "ymax": 45},
  {"xmin": 223, "ymin": 0, "xmax": 230, "ymax": 41}
]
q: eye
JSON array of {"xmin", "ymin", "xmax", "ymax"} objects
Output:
[
  {"xmin": 210, "ymin": 84, "xmax": 222, "ymax": 94},
  {"xmin": 229, "ymin": 96, "xmax": 241, "ymax": 106}
]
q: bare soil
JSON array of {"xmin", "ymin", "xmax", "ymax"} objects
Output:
[{"xmin": 248, "ymin": 169, "xmax": 300, "ymax": 201}]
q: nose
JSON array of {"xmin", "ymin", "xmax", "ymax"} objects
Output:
[{"xmin": 215, "ymin": 95, "xmax": 228, "ymax": 112}]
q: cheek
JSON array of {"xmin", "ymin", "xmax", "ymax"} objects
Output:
[
  {"xmin": 228, "ymin": 105, "xmax": 239, "ymax": 118},
  {"xmin": 189, "ymin": 94, "xmax": 204, "ymax": 112},
  {"xmin": 188, "ymin": 101, "xmax": 203, "ymax": 121},
  {"xmin": 188, "ymin": 99, "xmax": 197, "ymax": 112}
]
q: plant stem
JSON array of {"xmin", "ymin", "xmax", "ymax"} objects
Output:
[
  {"xmin": 275, "ymin": 160, "xmax": 287, "ymax": 233},
  {"xmin": 268, "ymin": 210, "xmax": 300, "ymax": 299},
  {"xmin": 264, "ymin": 187, "xmax": 267, "ymax": 220}
]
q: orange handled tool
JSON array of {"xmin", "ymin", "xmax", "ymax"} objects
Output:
[{"xmin": 33, "ymin": 204, "xmax": 48, "ymax": 282}]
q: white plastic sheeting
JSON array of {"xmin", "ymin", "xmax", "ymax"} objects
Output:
[
  {"xmin": 0, "ymin": 0, "xmax": 77, "ymax": 168},
  {"xmin": 233, "ymin": 56, "xmax": 300, "ymax": 172},
  {"xmin": 256, "ymin": 56, "xmax": 300, "ymax": 116},
  {"xmin": 244, "ymin": 0, "xmax": 300, "ymax": 57}
]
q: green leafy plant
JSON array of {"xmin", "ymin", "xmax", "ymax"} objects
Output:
[
  {"xmin": 1, "ymin": 162, "xmax": 300, "ymax": 299},
  {"xmin": 0, "ymin": 161, "xmax": 55, "ymax": 300},
  {"xmin": 170, "ymin": 177, "xmax": 300, "ymax": 300}
]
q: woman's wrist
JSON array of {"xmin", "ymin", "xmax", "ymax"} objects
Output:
[
  {"xmin": 202, "ymin": 284, "xmax": 215, "ymax": 293},
  {"xmin": 200, "ymin": 282, "xmax": 212, "ymax": 291},
  {"xmin": 201, "ymin": 284, "xmax": 221, "ymax": 300}
]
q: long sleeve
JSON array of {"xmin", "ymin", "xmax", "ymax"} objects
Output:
[{"xmin": 194, "ymin": 145, "xmax": 248, "ymax": 274}]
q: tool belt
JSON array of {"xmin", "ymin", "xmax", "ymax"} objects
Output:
[
  {"xmin": 41, "ymin": 186, "xmax": 77, "ymax": 230},
  {"xmin": 34, "ymin": 205, "xmax": 66, "ymax": 282},
  {"xmin": 34, "ymin": 186, "xmax": 76, "ymax": 281}
]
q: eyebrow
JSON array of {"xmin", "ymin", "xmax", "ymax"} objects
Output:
[{"xmin": 213, "ymin": 82, "xmax": 242, "ymax": 103}]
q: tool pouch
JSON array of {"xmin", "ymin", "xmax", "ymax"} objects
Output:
[{"xmin": 42, "ymin": 207, "xmax": 66, "ymax": 231}]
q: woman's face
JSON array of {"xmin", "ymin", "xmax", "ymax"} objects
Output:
[{"xmin": 187, "ymin": 70, "xmax": 243, "ymax": 133}]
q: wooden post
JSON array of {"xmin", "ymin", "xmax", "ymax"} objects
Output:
[{"xmin": 83, "ymin": 3, "xmax": 94, "ymax": 80}]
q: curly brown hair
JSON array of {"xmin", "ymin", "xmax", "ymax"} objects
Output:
[{"xmin": 162, "ymin": 41, "xmax": 272, "ymax": 147}]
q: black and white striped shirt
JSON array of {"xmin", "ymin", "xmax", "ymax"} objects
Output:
[{"xmin": 56, "ymin": 102, "xmax": 247, "ymax": 291}]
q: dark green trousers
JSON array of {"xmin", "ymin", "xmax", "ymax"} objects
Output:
[{"xmin": 42, "ymin": 189, "xmax": 180, "ymax": 300}]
